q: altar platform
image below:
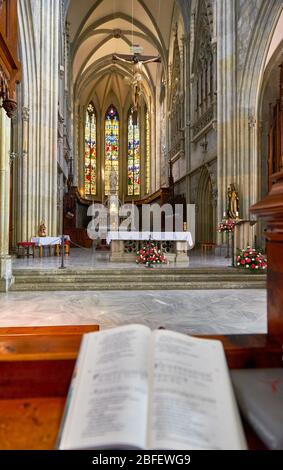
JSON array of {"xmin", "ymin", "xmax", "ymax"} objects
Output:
[
  {"xmin": 12, "ymin": 247, "xmax": 230, "ymax": 271},
  {"xmin": 9, "ymin": 249, "xmax": 266, "ymax": 292}
]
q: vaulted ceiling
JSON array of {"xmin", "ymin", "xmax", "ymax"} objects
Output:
[{"xmin": 67, "ymin": 0, "xmax": 181, "ymax": 108}]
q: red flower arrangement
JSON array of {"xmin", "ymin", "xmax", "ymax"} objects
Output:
[
  {"xmin": 136, "ymin": 240, "xmax": 167, "ymax": 267},
  {"xmin": 217, "ymin": 219, "xmax": 235, "ymax": 233},
  {"xmin": 237, "ymin": 246, "xmax": 267, "ymax": 272}
]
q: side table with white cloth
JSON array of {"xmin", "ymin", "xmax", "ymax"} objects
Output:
[
  {"xmin": 31, "ymin": 236, "xmax": 71, "ymax": 257},
  {"xmin": 106, "ymin": 232, "xmax": 193, "ymax": 264}
]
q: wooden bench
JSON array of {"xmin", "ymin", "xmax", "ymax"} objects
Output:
[{"xmin": 0, "ymin": 325, "xmax": 99, "ymax": 450}]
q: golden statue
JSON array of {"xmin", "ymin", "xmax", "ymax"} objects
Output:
[
  {"xmin": 39, "ymin": 221, "xmax": 47, "ymax": 237},
  {"xmin": 227, "ymin": 184, "xmax": 239, "ymax": 220}
]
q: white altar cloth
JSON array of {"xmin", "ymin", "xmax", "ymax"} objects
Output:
[
  {"xmin": 31, "ymin": 236, "xmax": 71, "ymax": 246},
  {"xmin": 106, "ymin": 231, "xmax": 194, "ymax": 247}
]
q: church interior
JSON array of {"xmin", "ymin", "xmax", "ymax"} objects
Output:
[{"xmin": 0, "ymin": 0, "xmax": 283, "ymax": 451}]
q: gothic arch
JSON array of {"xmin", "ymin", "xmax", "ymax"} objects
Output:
[
  {"xmin": 259, "ymin": 37, "xmax": 283, "ymax": 198},
  {"xmin": 196, "ymin": 166, "xmax": 215, "ymax": 245},
  {"xmin": 237, "ymin": 0, "xmax": 283, "ymax": 217}
]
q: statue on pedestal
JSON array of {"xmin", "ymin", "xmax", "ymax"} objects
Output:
[
  {"xmin": 110, "ymin": 169, "xmax": 118, "ymax": 195},
  {"xmin": 38, "ymin": 221, "xmax": 47, "ymax": 237},
  {"xmin": 227, "ymin": 184, "xmax": 239, "ymax": 220}
]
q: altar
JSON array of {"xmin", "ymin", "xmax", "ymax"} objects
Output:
[
  {"xmin": 31, "ymin": 236, "xmax": 71, "ymax": 257},
  {"xmin": 106, "ymin": 232, "xmax": 193, "ymax": 264}
]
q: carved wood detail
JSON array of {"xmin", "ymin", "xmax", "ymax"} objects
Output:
[
  {"xmin": 268, "ymin": 63, "xmax": 283, "ymax": 189},
  {"xmin": 0, "ymin": 0, "xmax": 21, "ymax": 118},
  {"xmin": 251, "ymin": 172, "xmax": 283, "ymax": 335}
]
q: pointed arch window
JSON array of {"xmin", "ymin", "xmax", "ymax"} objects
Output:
[
  {"xmin": 84, "ymin": 103, "xmax": 97, "ymax": 196},
  {"xmin": 145, "ymin": 107, "xmax": 151, "ymax": 195},
  {"xmin": 105, "ymin": 105, "xmax": 119, "ymax": 195},
  {"xmin": 127, "ymin": 110, "xmax": 140, "ymax": 196}
]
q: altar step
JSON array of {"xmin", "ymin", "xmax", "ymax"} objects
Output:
[{"xmin": 11, "ymin": 268, "xmax": 266, "ymax": 291}]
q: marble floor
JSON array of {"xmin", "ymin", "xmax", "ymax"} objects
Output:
[
  {"xmin": 12, "ymin": 248, "xmax": 231, "ymax": 270},
  {"xmin": 0, "ymin": 289, "xmax": 267, "ymax": 335}
]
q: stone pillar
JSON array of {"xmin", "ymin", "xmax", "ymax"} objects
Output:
[
  {"xmin": 216, "ymin": 0, "xmax": 237, "ymax": 230},
  {"xmin": 140, "ymin": 103, "xmax": 146, "ymax": 197},
  {"xmin": 155, "ymin": 85, "xmax": 160, "ymax": 192},
  {"xmin": 0, "ymin": 108, "xmax": 13, "ymax": 291},
  {"xmin": 17, "ymin": 0, "xmax": 61, "ymax": 240},
  {"xmin": 21, "ymin": 106, "xmax": 29, "ymax": 241}
]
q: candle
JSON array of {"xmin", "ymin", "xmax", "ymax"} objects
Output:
[{"xmin": 223, "ymin": 212, "xmax": 226, "ymax": 218}]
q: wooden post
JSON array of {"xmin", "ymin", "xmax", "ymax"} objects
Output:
[{"xmin": 250, "ymin": 172, "xmax": 283, "ymax": 335}]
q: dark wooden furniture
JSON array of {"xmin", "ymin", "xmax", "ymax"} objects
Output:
[
  {"xmin": 1, "ymin": 0, "xmax": 21, "ymax": 251},
  {"xmin": 0, "ymin": 0, "xmax": 21, "ymax": 116},
  {"xmin": 63, "ymin": 186, "xmax": 95, "ymax": 248},
  {"xmin": 268, "ymin": 64, "xmax": 283, "ymax": 190},
  {"xmin": 0, "ymin": 326, "xmax": 279, "ymax": 450},
  {"xmin": 251, "ymin": 172, "xmax": 283, "ymax": 336},
  {"xmin": 0, "ymin": 325, "xmax": 100, "ymax": 450}
]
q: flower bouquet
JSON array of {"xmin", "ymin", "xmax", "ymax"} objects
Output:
[
  {"xmin": 217, "ymin": 219, "xmax": 235, "ymax": 233},
  {"xmin": 136, "ymin": 240, "xmax": 167, "ymax": 267},
  {"xmin": 236, "ymin": 246, "xmax": 267, "ymax": 272}
]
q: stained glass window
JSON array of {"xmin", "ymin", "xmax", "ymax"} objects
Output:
[
  {"xmin": 127, "ymin": 110, "xmax": 140, "ymax": 196},
  {"xmin": 105, "ymin": 105, "xmax": 119, "ymax": 195},
  {"xmin": 145, "ymin": 108, "xmax": 151, "ymax": 195},
  {"xmin": 84, "ymin": 103, "xmax": 97, "ymax": 196}
]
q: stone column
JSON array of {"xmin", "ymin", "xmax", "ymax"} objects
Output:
[
  {"xmin": 0, "ymin": 108, "xmax": 13, "ymax": 291},
  {"xmin": 17, "ymin": 0, "xmax": 61, "ymax": 240},
  {"xmin": 155, "ymin": 85, "xmax": 161, "ymax": 191},
  {"xmin": 140, "ymin": 103, "xmax": 146, "ymax": 197},
  {"xmin": 216, "ymin": 0, "xmax": 237, "ymax": 242},
  {"xmin": 21, "ymin": 106, "xmax": 29, "ymax": 241}
]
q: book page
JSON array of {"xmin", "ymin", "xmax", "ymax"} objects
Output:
[
  {"xmin": 148, "ymin": 331, "xmax": 247, "ymax": 450},
  {"xmin": 59, "ymin": 324, "xmax": 152, "ymax": 450}
]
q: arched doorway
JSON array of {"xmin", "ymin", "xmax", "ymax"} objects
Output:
[{"xmin": 196, "ymin": 167, "xmax": 215, "ymax": 246}]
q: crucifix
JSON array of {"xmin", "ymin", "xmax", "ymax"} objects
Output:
[{"xmin": 113, "ymin": 52, "xmax": 161, "ymax": 124}]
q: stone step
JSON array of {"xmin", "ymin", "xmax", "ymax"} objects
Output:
[
  {"xmin": 13, "ymin": 268, "xmax": 266, "ymax": 277},
  {"xmin": 11, "ymin": 279, "xmax": 266, "ymax": 291},
  {"xmin": 12, "ymin": 273, "xmax": 266, "ymax": 282},
  {"xmin": 13, "ymin": 267, "xmax": 264, "ymax": 276},
  {"xmin": 11, "ymin": 267, "xmax": 266, "ymax": 291},
  {"xmin": 11, "ymin": 282, "xmax": 265, "ymax": 292},
  {"xmin": 12, "ymin": 275, "xmax": 266, "ymax": 285}
]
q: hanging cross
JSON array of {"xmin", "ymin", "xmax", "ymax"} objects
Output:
[{"xmin": 113, "ymin": 53, "xmax": 161, "ymax": 124}]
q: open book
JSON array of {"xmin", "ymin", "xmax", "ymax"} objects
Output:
[{"xmin": 58, "ymin": 325, "xmax": 247, "ymax": 450}]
